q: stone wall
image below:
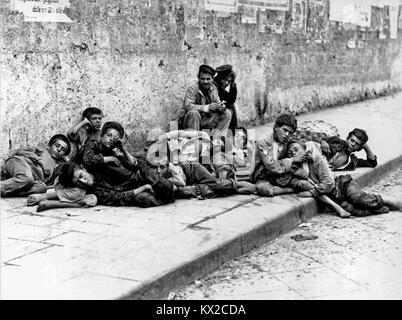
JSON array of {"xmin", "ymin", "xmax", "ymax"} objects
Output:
[{"xmin": 1, "ymin": 0, "xmax": 401, "ymax": 159}]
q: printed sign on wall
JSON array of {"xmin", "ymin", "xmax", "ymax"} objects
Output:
[
  {"xmin": 259, "ymin": 9, "xmax": 286, "ymax": 33},
  {"xmin": 11, "ymin": 0, "xmax": 73, "ymax": 23},
  {"xmin": 399, "ymin": 5, "xmax": 402, "ymax": 29},
  {"xmin": 330, "ymin": 0, "xmax": 370, "ymax": 27},
  {"xmin": 239, "ymin": 0, "xmax": 289, "ymax": 11},
  {"xmin": 205, "ymin": 0, "xmax": 238, "ymax": 13},
  {"xmin": 241, "ymin": 6, "xmax": 257, "ymax": 23},
  {"xmin": 291, "ymin": 0, "xmax": 307, "ymax": 32},
  {"xmin": 390, "ymin": 4, "xmax": 398, "ymax": 38}
]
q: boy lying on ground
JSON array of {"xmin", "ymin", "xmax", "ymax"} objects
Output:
[
  {"xmin": 296, "ymin": 120, "xmax": 377, "ymax": 171},
  {"xmin": 286, "ymin": 140, "xmax": 402, "ymax": 218},
  {"xmin": 1, "ymin": 134, "xmax": 71, "ymax": 197},
  {"xmin": 27, "ymin": 161, "xmax": 172, "ymax": 210},
  {"xmin": 26, "ymin": 174, "xmax": 98, "ymax": 212},
  {"xmin": 144, "ymin": 134, "xmax": 256, "ymax": 198}
]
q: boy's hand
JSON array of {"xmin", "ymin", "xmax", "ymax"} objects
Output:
[
  {"xmin": 320, "ymin": 141, "xmax": 330, "ymax": 155},
  {"xmin": 216, "ymin": 101, "xmax": 226, "ymax": 113},
  {"xmin": 105, "ymin": 156, "xmax": 121, "ymax": 166},
  {"xmin": 114, "ymin": 139, "xmax": 123, "ymax": 150},
  {"xmin": 144, "ymin": 184, "xmax": 154, "ymax": 193},
  {"xmin": 83, "ymin": 117, "xmax": 92, "ymax": 127},
  {"xmin": 230, "ymin": 71, "xmax": 236, "ymax": 83},
  {"xmin": 208, "ymin": 102, "xmax": 221, "ymax": 112},
  {"xmin": 296, "ymin": 191, "xmax": 314, "ymax": 198},
  {"xmin": 129, "ymin": 157, "xmax": 138, "ymax": 166},
  {"xmin": 158, "ymin": 133, "xmax": 168, "ymax": 142},
  {"xmin": 292, "ymin": 152, "xmax": 310, "ymax": 164}
]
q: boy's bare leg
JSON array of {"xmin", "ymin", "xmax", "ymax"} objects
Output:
[
  {"xmin": 256, "ymin": 181, "xmax": 295, "ymax": 197},
  {"xmin": 37, "ymin": 200, "xmax": 84, "ymax": 212},
  {"xmin": 318, "ymin": 194, "xmax": 351, "ymax": 218},
  {"xmin": 381, "ymin": 195, "xmax": 402, "ymax": 211}
]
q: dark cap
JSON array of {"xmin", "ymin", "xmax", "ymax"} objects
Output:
[
  {"xmin": 198, "ymin": 64, "xmax": 215, "ymax": 77},
  {"xmin": 215, "ymin": 64, "xmax": 233, "ymax": 78},
  {"xmin": 101, "ymin": 121, "xmax": 125, "ymax": 138}
]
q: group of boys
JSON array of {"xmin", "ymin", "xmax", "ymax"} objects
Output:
[{"xmin": 2, "ymin": 64, "xmax": 400, "ymax": 217}]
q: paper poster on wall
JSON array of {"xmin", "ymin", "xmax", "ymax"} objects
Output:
[
  {"xmin": 11, "ymin": 0, "xmax": 73, "ymax": 23},
  {"xmin": 389, "ymin": 4, "xmax": 398, "ymax": 38},
  {"xmin": 329, "ymin": 0, "xmax": 350, "ymax": 22},
  {"xmin": 330, "ymin": 0, "xmax": 371, "ymax": 27},
  {"xmin": 259, "ymin": 9, "xmax": 286, "ymax": 33},
  {"xmin": 239, "ymin": 0, "xmax": 289, "ymax": 11},
  {"xmin": 205, "ymin": 0, "xmax": 238, "ymax": 13},
  {"xmin": 307, "ymin": 0, "xmax": 330, "ymax": 43},
  {"xmin": 399, "ymin": 5, "xmax": 402, "ymax": 29},
  {"xmin": 241, "ymin": 6, "xmax": 257, "ymax": 23},
  {"xmin": 353, "ymin": 4, "xmax": 371, "ymax": 27},
  {"xmin": 291, "ymin": 0, "xmax": 307, "ymax": 32}
]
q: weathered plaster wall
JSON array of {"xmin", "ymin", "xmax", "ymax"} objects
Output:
[{"xmin": 1, "ymin": 0, "xmax": 401, "ymax": 159}]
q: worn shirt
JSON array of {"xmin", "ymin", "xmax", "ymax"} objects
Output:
[
  {"xmin": 252, "ymin": 133, "xmax": 293, "ymax": 182},
  {"xmin": 82, "ymin": 139, "xmax": 139, "ymax": 191},
  {"xmin": 67, "ymin": 126, "xmax": 100, "ymax": 161},
  {"xmin": 11, "ymin": 147, "xmax": 64, "ymax": 185},
  {"xmin": 182, "ymin": 82, "xmax": 221, "ymax": 114},
  {"xmin": 317, "ymin": 136, "xmax": 377, "ymax": 171},
  {"xmin": 305, "ymin": 154, "xmax": 336, "ymax": 197},
  {"xmin": 213, "ymin": 81, "xmax": 237, "ymax": 106}
]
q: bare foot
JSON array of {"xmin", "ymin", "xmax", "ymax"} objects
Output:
[
  {"xmin": 37, "ymin": 200, "xmax": 50, "ymax": 212},
  {"xmin": 337, "ymin": 208, "xmax": 351, "ymax": 218},
  {"xmin": 27, "ymin": 194, "xmax": 46, "ymax": 206}
]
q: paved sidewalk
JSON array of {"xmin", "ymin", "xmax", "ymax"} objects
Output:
[
  {"xmin": 175, "ymin": 169, "xmax": 402, "ymax": 300},
  {"xmin": 1, "ymin": 93, "xmax": 402, "ymax": 299}
]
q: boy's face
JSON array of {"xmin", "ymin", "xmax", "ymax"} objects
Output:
[
  {"xmin": 218, "ymin": 76, "xmax": 231, "ymax": 89},
  {"xmin": 198, "ymin": 72, "xmax": 213, "ymax": 91},
  {"xmin": 234, "ymin": 130, "xmax": 247, "ymax": 149},
  {"xmin": 72, "ymin": 166, "xmax": 94, "ymax": 188},
  {"xmin": 88, "ymin": 113, "xmax": 103, "ymax": 130},
  {"xmin": 346, "ymin": 134, "xmax": 363, "ymax": 152},
  {"xmin": 287, "ymin": 142, "xmax": 304, "ymax": 158},
  {"xmin": 48, "ymin": 139, "xmax": 69, "ymax": 160},
  {"xmin": 101, "ymin": 128, "xmax": 121, "ymax": 149},
  {"xmin": 274, "ymin": 125, "xmax": 295, "ymax": 143}
]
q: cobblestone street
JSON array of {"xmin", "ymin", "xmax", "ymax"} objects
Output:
[{"xmin": 174, "ymin": 169, "xmax": 402, "ymax": 300}]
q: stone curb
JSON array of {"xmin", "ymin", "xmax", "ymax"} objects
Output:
[{"xmin": 116, "ymin": 156, "xmax": 402, "ymax": 300}]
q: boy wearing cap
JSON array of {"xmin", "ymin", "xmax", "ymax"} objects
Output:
[
  {"xmin": 214, "ymin": 64, "xmax": 238, "ymax": 133},
  {"xmin": 81, "ymin": 121, "xmax": 139, "ymax": 190},
  {"xmin": 1, "ymin": 134, "xmax": 71, "ymax": 197},
  {"xmin": 179, "ymin": 64, "xmax": 232, "ymax": 135},
  {"xmin": 81, "ymin": 122, "xmax": 175, "ymax": 207}
]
